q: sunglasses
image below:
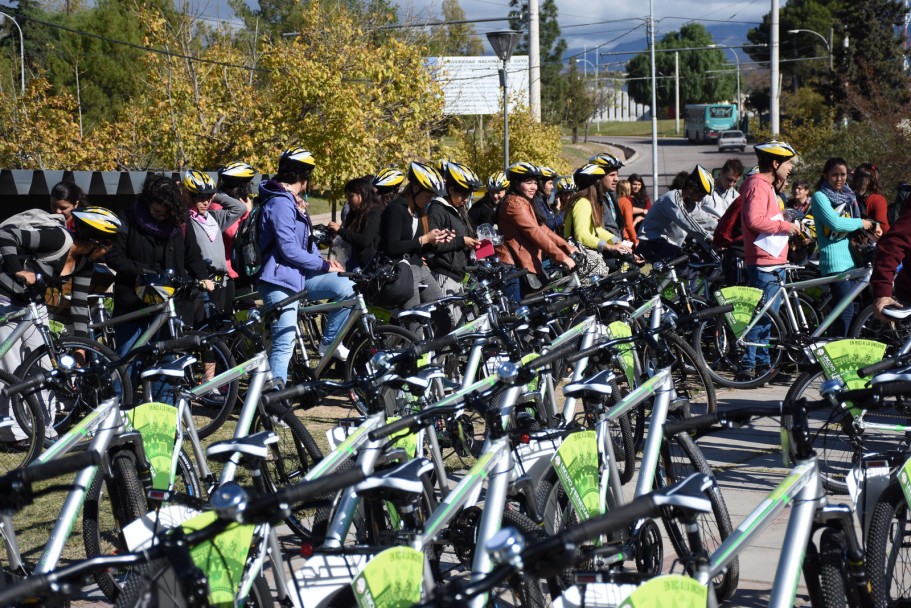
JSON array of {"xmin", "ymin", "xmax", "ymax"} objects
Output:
[{"xmin": 90, "ymin": 239, "xmax": 114, "ymax": 250}]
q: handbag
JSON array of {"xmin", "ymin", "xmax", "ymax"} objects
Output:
[
  {"xmin": 360, "ymin": 256, "xmax": 415, "ymax": 307},
  {"xmin": 575, "ymin": 245, "xmax": 612, "ymax": 283},
  {"xmin": 328, "ymin": 235, "xmax": 351, "ymax": 268}
]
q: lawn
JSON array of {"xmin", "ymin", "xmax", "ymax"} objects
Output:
[{"xmin": 566, "ymin": 119, "xmax": 683, "ymax": 138}]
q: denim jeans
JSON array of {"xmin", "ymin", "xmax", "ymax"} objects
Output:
[
  {"xmin": 115, "ymin": 319, "xmax": 176, "ymax": 404},
  {"xmin": 742, "ymin": 266, "xmax": 785, "ymax": 370},
  {"xmin": 259, "ymin": 274, "xmax": 355, "ymax": 383},
  {"xmin": 828, "ymin": 278, "xmax": 859, "ymax": 338}
]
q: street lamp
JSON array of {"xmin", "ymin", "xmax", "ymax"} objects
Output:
[
  {"xmin": 0, "ymin": 11, "xmax": 25, "ymax": 95},
  {"xmin": 486, "ymin": 30, "xmax": 522, "ymax": 172},
  {"xmin": 709, "ymin": 45, "xmax": 743, "ymax": 128},
  {"xmin": 576, "ymin": 57, "xmax": 600, "ymax": 131},
  {"xmin": 787, "ymin": 28, "xmax": 832, "ymax": 70}
]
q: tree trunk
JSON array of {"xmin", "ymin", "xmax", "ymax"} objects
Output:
[{"xmin": 572, "ymin": 126, "xmax": 578, "ymax": 144}]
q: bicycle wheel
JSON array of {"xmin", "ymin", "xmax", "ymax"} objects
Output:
[
  {"xmin": 180, "ymin": 335, "xmax": 240, "ymax": 439},
  {"xmin": 0, "ymin": 368, "xmax": 44, "ymax": 473},
  {"xmin": 251, "ymin": 399, "xmax": 328, "ymax": 542},
  {"xmin": 658, "ymin": 431, "xmax": 738, "ymax": 602},
  {"xmin": 17, "ymin": 336, "xmax": 132, "ymax": 435},
  {"xmin": 868, "ymin": 483, "xmax": 911, "ymax": 607},
  {"xmin": 693, "ymin": 308, "xmax": 786, "ymax": 389},
  {"xmin": 817, "ymin": 528, "xmax": 859, "ymax": 608},
  {"xmin": 345, "ymin": 324, "xmax": 418, "ymax": 414},
  {"xmin": 486, "ymin": 509, "xmax": 548, "ymax": 607},
  {"xmin": 850, "ymin": 303, "xmax": 911, "ymax": 348},
  {"xmin": 643, "ymin": 333, "xmax": 716, "ymax": 418},
  {"xmin": 83, "ymin": 450, "xmax": 150, "ymax": 602},
  {"xmin": 115, "ymin": 558, "xmax": 272, "ymax": 607}
]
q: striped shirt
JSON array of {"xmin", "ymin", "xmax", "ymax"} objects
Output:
[{"xmin": 0, "ymin": 227, "xmax": 91, "ymax": 338}]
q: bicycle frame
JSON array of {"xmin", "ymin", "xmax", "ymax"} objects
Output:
[
  {"xmin": 294, "ymin": 293, "xmax": 373, "ymax": 377},
  {"xmin": 0, "ymin": 302, "xmax": 57, "ymax": 362}
]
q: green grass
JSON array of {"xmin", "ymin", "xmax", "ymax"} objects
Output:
[
  {"xmin": 561, "ymin": 141, "xmax": 615, "ymax": 168},
  {"xmin": 565, "ymin": 119, "xmax": 683, "ymax": 138}
]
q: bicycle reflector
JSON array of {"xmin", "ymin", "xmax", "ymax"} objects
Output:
[{"xmin": 135, "ymin": 274, "xmax": 176, "ymax": 305}]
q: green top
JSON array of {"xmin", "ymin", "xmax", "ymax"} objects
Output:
[{"xmin": 811, "ymin": 191, "xmax": 864, "ymax": 275}]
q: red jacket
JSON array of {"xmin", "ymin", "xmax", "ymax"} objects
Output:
[
  {"xmin": 713, "ymin": 195, "xmax": 743, "ymax": 249},
  {"xmin": 496, "ymin": 193, "xmax": 573, "ymax": 274},
  {"xmin": 872, "ymin": 201, "xmax": 911, "ymax": 300}
]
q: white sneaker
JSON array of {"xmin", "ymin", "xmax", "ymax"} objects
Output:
[{"xmin": 319, "ymin": 342, "xmax": 349, "ymax": 362}]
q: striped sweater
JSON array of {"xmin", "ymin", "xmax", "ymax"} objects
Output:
[{"xmin": 0, "ymin": 227, "xmax": 91, "ymax": 338}]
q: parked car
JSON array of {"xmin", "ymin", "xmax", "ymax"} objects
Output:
[{"xmin": 718, "ymin": 130, "xmax": 747, "ymax": 152}]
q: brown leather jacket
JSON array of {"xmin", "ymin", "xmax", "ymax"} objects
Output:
[{"xmin": 496, "ymin": 193, "xmax": 574, "ymax": 275}]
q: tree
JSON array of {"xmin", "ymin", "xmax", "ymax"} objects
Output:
[
  {"xmin": 508, "ymin": 0, "xmax": 567, "ymax": 123},
  {"xmin": 562, "ymin": 59, "xmax": 596, "ymax": 143},
  {"xmin": 626, "ymin": 23, "xmax": 734, "ymax": 111},
  {"xmin": 427, "ymin": 0, "xmax": 483, "ymax": 56}
]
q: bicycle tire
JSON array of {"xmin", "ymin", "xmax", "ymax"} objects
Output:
[
  {"xmin": 17, "ymin": 336, "xmax": 132, "ymax": 435},
  {"xmin": 115, "ymin": 557, "xmax": 272, "ymax": 607},
  {"xmin": 345, "ymin": 324, "xmax": 418, "ymax": 414},
  {"xmin": 251, "ymin": 399, "xmax": 329, "ymax": 543},
  {"xmin": 488, "ymin": 509, "xmax": 549, "ymax": 607},
  {"xmin": 658, "ymin": 431, "xmax": 738, "ymax": 602},
  {"xmin": 849, "ymin": 303, "xmax": 911, "ymax": 348},
  {"xmin": 181, "ymin": 334, "xmax": 240, "ymax": 439},
  {"xmin": 0, "ymin": 368, "xmax": 44, "ymax": 473},
  {"xmin": 643, "ymin": 333, "xmax": 716, "ymax": 418},
  {"xmin": 817, "ymin": 528, "xmax": 858, "ymax": 608},
  {"xmin": 868, "ymin": 483, "xmax": 911, "ymax": 607},
  {"xmin": 84, "ymin": 450, "xmax": 150, "ymax": 602},
  {"xmin": 693, "ymin": 307, "xmax": 787, "ymax": 389}
]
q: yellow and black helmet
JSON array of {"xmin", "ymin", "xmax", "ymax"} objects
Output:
[
  {"xmin": 217, "ymin": 161, "xmax": 256, "ymax": 185},
  {"xmin": 556, "ymin": 176, "xmax": 576, "ymax": 194},
  {"xmin": 443, "ymin": 161, "xmax": 482, "ymax": 192},
  {"xmin": 182, "ymin": 170, "xmax": 216, "ymax": 196},
  {"xmin": 505, "ymin": 161, "xmax": 541, "ymax": 183},
  {"xmin": 407, "ymin": 161, "xmax": 446, "ymax": 197},
  {"xmin": 436, "ymin": 158, "xmax": 452, "ymax": 174},
  {"xmin": 373, "ymin": 168, "xmax": 406, "ymax": 194},
  {"xmin": 573, "ymin": 163, "xmax": 608, "ymax": 190},
  {"xmin": 487, "ymin": 171, "xmax": 510, "ymax": 191},
  {"xmin": 754, "ymin": 140, "xmax": 797, "ymax": 161},
  {"xmin": 538, "ymin": 166, "xmax": 559, "ymax": 180},
  {"xmin": 135, "ymin": 273, "xmax": 176, "ymax": 305},
  {"xmin": 745, "ymin": 165, "xmax": 761, "ymax": 177},
  {"xmin": 71, "ymin": 206, "xmax": 122, "ymax": 240},
  {"xmin": 687, "ymin": 164, "xmax": 715, "ymax": 196},
  {"xmin": 280, "ymin": 147, "xmax": 316, "ymax": 170},
  {"xmin": 589, "ymin": 152, "xmax": 624, "ymax": 171}
]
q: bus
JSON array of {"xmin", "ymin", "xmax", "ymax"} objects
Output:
[{"xmin": 684, "ymin": 103, "xmax": 738, "ymax": 143}]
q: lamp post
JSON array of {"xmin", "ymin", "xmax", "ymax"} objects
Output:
[
  {"xmin": 787, "ymin": 28, "xmax": 832, "ymax": 70},
  {"xmin": 486, "ymin": 30, "xmax": 522, "ymax": 172},
  {"xmin": 709, "ymin": 45, "xmax": 742, "ymax": 128},
  {"xmin": 576, "ymin": 57, "xmax": 599, "ymax": 134},
  {"xmin": 0, "ymin": 11, "xmax": 25, "ymax": 95}
]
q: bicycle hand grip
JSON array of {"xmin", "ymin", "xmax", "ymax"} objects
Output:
[
  {"xmin": 565, "ymin": 340, "xmax": 612, "ymax": 364},
  {"xmin": 874, "ymin": 381, "xmax": 911, "ymax": 397},
  {"xmin": 676, "ymin": 304, "xmax": 735, "ymax": 326},
  {"xmin": 664, "ymin": 254, "xmax": 690, "ymax": 268},
  {"xmin": 261, "ymin": 384, "xmax": 315, "ymax": 408},
  {"xmin": 152, "ymin": 334, "xmax": 203, "ymax": 352},
  {"xmin": 368, "ymin": 416, "xmax": 419, "ymax": 441},
  {"xmin": 544, "ymin": 294, "xmax": 579, "ymax": 315},
  {"xmin": 664, "ymin": 413, "xmax": 721, "ymax": 436},
  {"xmin": 518, "ymin": 293, "xmax": 547, "ymax": 307},
  {"xmin": 606, "ymin": 268, "xmax": 641, "ymax": 283},
  {"xmin": 0, "ymin": 573, "xmax": 52, "ymax": 605},
  {"xmin": 499, "ymin": 268, "xmax": 529, "ymax": 284},
  {"xmin": 20, "ymin": 451, "xmax": 102, "ymax": 486},
  {"xmin": 548, "ymin": 495, "xmax": 657, "ymax": 550},
  {"xmin": 268, "ymin": 466, "xmax": 366, "ymax": 514},
  {"xmin": 412, "ymin": 334, "xmax": 460, "ymax": 357},
  {"xmin": 524, "ymin": 342, "xmax": 579, "ymax": 373},
  {"xmin": 2, "ymin": 371, "xmax": 51, "ymax": 398},
  {"xmin": 858, "ymin": 357, "xmax": 898, "ymax": 378}
]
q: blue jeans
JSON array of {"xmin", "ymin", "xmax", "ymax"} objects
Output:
[
  {"xmin": 115, "ymin": 319, "xmax": 176, "ymax": 403},
  {"xmin": 743, "ymin": 266, "xmax": 785, "ymax": 370},
  {"xmin": 259, "ymin": 274, "xmax": 355, "ymax": 383},
  {"xmin": 828, "ymin": 278, "xmax": 858, "ymax": 338}
]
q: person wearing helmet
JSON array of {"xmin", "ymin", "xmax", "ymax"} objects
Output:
[
  {"xmin": 328, "ymin": 176, "xmax": 386, "ymax": 270},
  {"xmin": 637, "ymin": 165, "xmax": 715, "ymax": 263},
  {"xmin": 214, "ymin": 162, "xmax": 257, "ymax": 288},
  {"xmin": 373, "ymin": 168, "xmax": 406, "ymax": 204},
  {"xmin": 469, "ymin": 172, "xmax": 509, "ymax": 229},
  {"xmin": 427, "ymin": 161, "xmax": 482, "ymax": 319},
  {"xmin": 497, "ymin": 161, "xmax": 577, "ymax": 296},
  {"xmin": 378, "ymin": 161, "xmax": 451, "ymax": 335},
  {"xmin": 533, "ymin": 166, "xmax": 563, "ymax": 232},
  {"xmin": 737, "ymin": 140, "xmax": 804, "ymax": 379},
  {"xmin": 257, "ymin": 148, "xmax": 355, "ymax": 381},
  {"xmin": 182, "ymin": 170, "xmax": 247, "ymax": 315},
  {"xmin": 564, "ymin": 164, "xmax": 633, "ymax": 276},
  {"xmin": 587, "ymin": 153, "xmax": 631, "ymax": 248},
  {"xmin": 700, "ymin": 159, "xmax": 744, "ymax": 229}
]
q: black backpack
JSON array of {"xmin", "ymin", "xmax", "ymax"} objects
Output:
[
  {"xmin": 232, "ymin": 197, "xmax": 271, "ymax": 281},
  {"xmin": 888, "ymin": 183, "xmax": 911, "ymax": 228}
]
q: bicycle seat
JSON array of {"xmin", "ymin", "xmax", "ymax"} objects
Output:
[
  {"xmin": 140, "ymin": 355, "xmax": 197, "ymax": 380},
  {"xmin": 651, "ymin": 473, "xmax": 713, "ymax": 513},
  {"xmin": 355, "ymin": 457, "xmax": 434, "ymax": 501},
  {"xmin": 563, "ymin": 369, "xmax": 617, "ymax": 399},
  {"xmin": 397, "ymin": 307, "xmax": 436, "ymax": 322},
  {"xmin": 206, "ymin": 431, "xmax": 279, "ymax": 468},
  {"xmin": 597, "ymin": 299, "xmax": 632, "ymax": 310},
  {"xmin": 882, "ymin": 307, "xmax": 911, "ymax": 320},
  {"xmin": 386, "ymin": 366, "xmax": 447, "ymax": 391}
]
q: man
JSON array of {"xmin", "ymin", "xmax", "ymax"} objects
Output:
[
  {"xmin": 700, "ymin": 158, "xmax": 744, "ymax": 230},
  {"xmin": 738, "ymin": 140, "xmax": 802, "ymax": 381},
  {"xmin": 871, "ymin": 187, "xmax": 911, "ymax": 321},
  {"xmin": 636, "ymin": 164, "xmax": 715, "ymax": 263}
]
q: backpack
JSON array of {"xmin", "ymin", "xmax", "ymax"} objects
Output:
[
  {"xmin": 0, "ymin": 209, "xmax": 72, "ymax": 263},
  {"xmin": 888, "ymin": 183, "xmax": 911, "ymax": 228},
  {"xmin": 231, "ymin": 197, "xmax": 272, "ymax": 281}
]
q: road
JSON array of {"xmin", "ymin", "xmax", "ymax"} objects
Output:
[{"xmin": 589, "ymin": 135, "xmax": 757, "ymax": 198}]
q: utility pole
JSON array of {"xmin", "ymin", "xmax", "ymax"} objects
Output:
[
  {"xmin": 770, "ymin": 0, "xmax": 780, "ymax": 136},
  {"xmin": 648, "ymin": 3, "xmax": 659, "ymax": 201},
  {"xmin": 528, "ymin": 0, "xmax": 541, "ymax": 122}
]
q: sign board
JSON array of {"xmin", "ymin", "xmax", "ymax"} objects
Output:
[{"xmin": 425, "ymin": 55, "xmax": 530, "ymax": 115}]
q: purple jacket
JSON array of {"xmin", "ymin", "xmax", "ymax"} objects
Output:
[{"xmin": 257, "ymin": 180, "xmax": 329, "ymax": 292}]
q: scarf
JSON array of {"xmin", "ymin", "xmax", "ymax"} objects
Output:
[
  {"xmin": 189, "ymin": 210, "xmax": 219, "ymax": 242},
  {"xmin": 134, "ymin": 202, "xmax": 179, "ymax": 239},
  {"xmin": 819, "ymin": 182, "xmax": 861, "ymax": 218}
]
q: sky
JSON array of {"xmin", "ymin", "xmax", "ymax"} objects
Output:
[{"xmin": 194, "ymin": 0, "xmax": 773, "ymax": 58}]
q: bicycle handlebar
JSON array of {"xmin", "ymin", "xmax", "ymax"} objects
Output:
[{"xmin": 4, "ymin": 451, "xmax": 101, "ymax": 491}]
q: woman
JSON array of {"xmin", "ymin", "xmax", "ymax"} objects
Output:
[
  {"xmin": 49, "ymin": 181, "xmax": 82, "ymax": 229},
  {"xmin": 213, "ymin": 161, "xmax": 256, "ymax": 290},
  {"xmin": 328, "ymin": 176, "xmax": 385, "ymax": 270},
  {"xmin": 469, "ymin": 172, "xmax": 508, "ymax": 229},
  {"xmin": 628, "ymin": 173, "xmax": 651, "ymax": 229},
  {"xmin": 257, "ymin": 148, "xmax": 354, "ymax": 382},
  {"xmin": 788, "ymin": 180, "xmax": 812, "ymax": 217},
  {"xmin": 373, "ymin": 168, "xmax": 406, "ymax": 206},
  {"xmin": 851, "ymin": 163, "xmax": 889, "ymax": 234},
  {"xmin": 563, "ymin": 164, "xmax": 632, "ymax": 276},
  {"xmin": 811, "ymin": 157, "xmax": 874, "ymax": 336},
  {"xmin": 427, "ymin": 161, "xmax": 481, "ymax": 309},
  {"xmin": 496, "ymin": 161, "xmax": 576, "ymax": 296},
  {"xmin": 616, "ymin": 179, "xmax": 639, "ymax": 246},
  {"xmin": 379, "ymin": 161, "xmax": 451, "ymax": 336}
]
